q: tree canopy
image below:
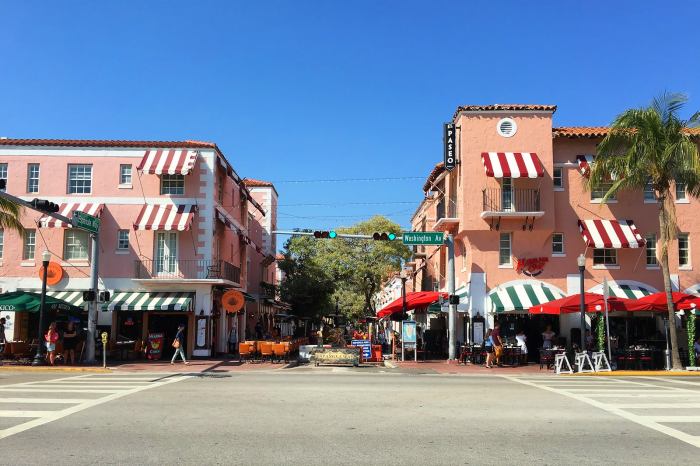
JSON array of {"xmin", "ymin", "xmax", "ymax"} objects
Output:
[{"xmin": 277, "ymin": 215, "xmax": 411, "ymax": 321}]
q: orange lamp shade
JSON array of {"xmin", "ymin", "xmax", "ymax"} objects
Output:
[
  {"xmin": 222, "ymin": 290, "xmax": 245, "ymax": 314},
  {"xmin": 38, "ymin": 262, "xmax": 64, "ymax": 286}
]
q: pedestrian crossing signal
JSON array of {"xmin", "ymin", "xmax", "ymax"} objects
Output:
[
  {"xmin": 313, "ymin": 230, "xmax": 337, "ymax": 239},
  {"xmin": 372, "ymin": 232, "xmax": 396, "ymax": 241}
]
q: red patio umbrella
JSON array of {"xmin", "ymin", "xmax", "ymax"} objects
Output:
[
  {"xmin": 528, "ymin": 292, "xmax": 642, "ymax": 315},
  {"xmin": 376, "ymin": 291, "xmax": 448, "ymax": 318},
  {"xmin": 632, "ymin": 291, "xmax": 700, "ymax": 312}
]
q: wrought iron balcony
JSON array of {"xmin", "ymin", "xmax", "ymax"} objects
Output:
[
  {"xmin": 434, "ymin": 198, "xmax": 459, "ymax": 231},
  {"xmin": 134, "ymin": 259, "xmax": 241, "ymax": 284},
  {"xmin": 481, "ymin": 188, "xmax": 543, "ymax": 218},
  {"xmin": 260, "ymin": 281, "xmax": 278, "ymax": 300}
]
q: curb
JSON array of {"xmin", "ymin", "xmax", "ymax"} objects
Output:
[
  {"xmin": 568, "ymin": 370, "xmax": 700, "ymax": 377},
  {"xmin": 0, "ymin": 365, "xmax": 111, "ymax": 373}
]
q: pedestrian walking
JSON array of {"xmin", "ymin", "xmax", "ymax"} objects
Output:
[
  {"xmin": 484, "ymin": 329, "xmax": 494, "ymax": 368},
  {"xmin": 62, "ymin": 321, "xmax": 78, "ymax": 365},
  {"xmin": 170, "ymin": 324, "xmax": 189, "ymax": 365},
  {"xmin": 0, "ymin": 317, "xmax": 6, "ymax": 354},
  {"xmin": 45, "ymin": 321, "xmax": 59, "ymax": 366},
  {"xmin": 492, "ymin": 322, "xmax": 503, "ymax": 366}
]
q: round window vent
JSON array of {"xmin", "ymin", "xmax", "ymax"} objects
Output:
[{"xmin": 497, "ymin": 118, "xmax": 517, "ymax": 137}]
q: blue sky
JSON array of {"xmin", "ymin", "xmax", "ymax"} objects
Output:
[{"xmin": 2, "ymin": 1, "xmax": 699, "ymax": 234}]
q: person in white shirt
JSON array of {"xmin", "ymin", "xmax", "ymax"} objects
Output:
[
  {"xmin": 542, "ymin": 325, "xmax": 556, "ymax": 349},
  {"xmin": 515, "ymin": 329, "xmax": 528, "ymax": 355}
]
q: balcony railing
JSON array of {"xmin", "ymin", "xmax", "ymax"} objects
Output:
[
  {"xmin": 482, "ymin": 188, "xmax": 541, "ymax": 213},
  {"xmin": 260, "ymin": 281, "xmax": 278, "ymax": 300},
  {"xmin": 436, "ymin": 199, "xmax": 458, "ymax": 220},
  {"xmin": 135, "ymin": 259, "xmax": 241, "ymax": 283}
]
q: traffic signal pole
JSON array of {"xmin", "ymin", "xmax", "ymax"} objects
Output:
[
  {"xmin": 446, "ymin": 234, "xmax": 456, "ymax": 361},
  {"xmin": 272, "ymin": 230, "xmax": 380, "ymax": 240},
  {"xmin": 0, "ymin": 189, "xmax": 99, "ymax": 363}
]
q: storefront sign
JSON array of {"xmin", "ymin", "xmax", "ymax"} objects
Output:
[
  {"xmin": 38, "ymin": 262, "xmax": 63, "ymax": 286},
  {"xmin": 515, "ymin": 257, "xmax": 549, "ymax": 277},
  {"xmin": 310, "ymin": 347, "xmax": 360, "ymax": 366},
  {"xmin": 146, "ymin": 332, "xmax": 164, "ymax": 360},
  {"xmin": 444, "ymin": 122, "xmax": 457, "ymax": 171},
  {"xmin": 402, "ymin": 320, "xmax": 417, "ymax": 346},
  {"xmin": 222, "ymin": 290, "xmax": 245, "ymax": 314},
  {"xmin": 351, "ymin": 339, "xmax": 371, "ymax": 359}
]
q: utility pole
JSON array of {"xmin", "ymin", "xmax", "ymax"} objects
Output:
[{"xmin": 446, "ymin": 234, "xmax": 456, "ymax": 361}]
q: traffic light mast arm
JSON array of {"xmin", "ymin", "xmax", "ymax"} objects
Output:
[
  {"xmin": 0, "ymin": 190, "xmax": 71, "ymax": 224},
  {"xmin": 272, "ymin": 230, "xmax": 379, "ymax": 240}
]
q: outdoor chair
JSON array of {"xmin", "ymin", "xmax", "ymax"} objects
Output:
[
  {"xmin": 260, "ymin": 342, "xmax": 274, "ymax": 362},
  {"xmin": 539, "ymin": 349, "xmax": 554, "ymax": 370},
  {"xmin": 459, "ymin": 345, "xmax": 472, "ymax": 364},
  {"xmin": 239, "ymin": 342, "xmax": 254, "ymax": 362},
  {"xmin": 272, "ymin": 343, "xmax": 288, "ymax": 363},
  {"xmin": 617, "ymin": 350, "xmax": 637, "ymax": 370},
  {"xmin": 637, "ymin": 350, "xmax": 653, "ymax": 370}
]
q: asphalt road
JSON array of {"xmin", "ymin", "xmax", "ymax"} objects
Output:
[{"xmin": 1, "ymin": 368, "xmax": 699, "ymax": 465}]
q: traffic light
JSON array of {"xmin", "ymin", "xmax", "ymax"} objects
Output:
[
  {"xmin": 83, "ymin": 290, "xmax": 96, "ymax": 302},
  {"xmin": 99, "ymin": 291, "xmax": 111, "ymax": 302},
  {"xmin": 372, "ymin": 232, "xmax": 397, "ymax": 241},
  {"xmin": 30, "ymin": 198, "xmax": 60, "ymax": 213},
  {"xmin": 313, "ymin": 230, "xmax": 337, "ymax": 239}
]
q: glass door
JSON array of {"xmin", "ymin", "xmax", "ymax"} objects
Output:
[
  {"xmin": 155, "ymin": 232, "xmax": 178, "ymax": 276},
  {"xmin": 502, "ymin": 177, "xmax": 513, "ymax": 211}
]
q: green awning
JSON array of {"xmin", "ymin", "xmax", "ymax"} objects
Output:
[
  {"xmin": 0, "ymin": 291, "xmax": 83, "ymax": 313},
  {"xmin": 24, "ymin": 290, "xmax": 87, "ymax": 308},
  {"xmin": 104, "ymin": 292, "xmax": 194, "ymax": 312},
  {"xmin": 489, "ymin": 282, "xmax": 565, "ymax": 314},
  {"xmin": 243, "ymin": 292, "xmax": 256, "ymax": 302},
  {"xmin": 590, "ymin": 282, "xmax": 655, "ymax": 299}
]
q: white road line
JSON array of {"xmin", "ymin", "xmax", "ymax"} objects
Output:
[
  {"xmin": 614, "ymin": 403, "xmax": 700, "ymax": 409},
  {"xmin": 578, "ymin": 393, "xmax": 690, "ymax": 398},
  {"xmin": 505, "ymin": 376, "xmax": 700, "ymax": 449},
  {"xmin": 0, "ymin": 388, "xmax": 118, "ymax": 393},
  {"xmin": 0, "ymin": 398, "xmax": 89, "ymax": 404},
  {"xmin": 15, "ymin": 384, "xmax": 139, "ymax": 389},
  {"xmin": 640, "ymin": 377, "xmax": 700, "ymax": 387},
  {"xmin": 0, "ymin": 375, "xmax": 189, "ymax": 440},
  {"xmin": 0, "ymin": 410, "xmax": 54, "ymax": 418},
  {"xmin": 643, "ymin": 416, "xmax": 700, "ymax": 422}
]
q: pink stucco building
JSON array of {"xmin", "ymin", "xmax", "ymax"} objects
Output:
[
  {"xmin": 409, "ymin": 104, "xmax": 700, "ymax": 353},
  {"xmin": 0, "ymin": 138, "xmax": 277, "ymax": 358}
]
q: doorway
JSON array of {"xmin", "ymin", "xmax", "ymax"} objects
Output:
[{"xmin": 149, "ymin": 313, "xmax": 189, "ymax": 359}]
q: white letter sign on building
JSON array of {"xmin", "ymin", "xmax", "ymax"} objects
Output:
[{"xmin": 444, "ymin": 122, "xmax": 456, "ymax": 171}]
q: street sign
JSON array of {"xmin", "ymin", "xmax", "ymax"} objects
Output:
[
  {"xmin": 401, "ymin": 231, "xmax": 444, "ymax": 245},
  {"xmin": 72, "ymin": 210, "xmax": 100, "ymax": 234},
  {"xmin": 444, "ymin": 122, "xmax": 456, "ymax": 171}
]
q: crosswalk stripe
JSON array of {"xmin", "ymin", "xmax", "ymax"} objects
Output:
[
  {"xmin": 614, "ymin": 403, "xmax": 700, "ymax": 409},
  {"xmin": 0, "ymin": 398, "xmax": 89, "ymax": 404},
  {"xmin": 643, "ymin": 416, "xmax": 700, "ymax": 422},
  {"xmin": 0, "ymin": 410, "xmax": 55, "ymax": 418},
  {"xmin": 0, "ymin": 388, "xmax": 128, "ymax": 394}
]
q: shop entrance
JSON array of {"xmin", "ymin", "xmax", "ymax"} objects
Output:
[
  {"xmin": 149, "ymin": 313, "xmax": 189, "ymax": 359},
  {"xmin": 494, "ymin": 314, "xmax": 561, "ymax": 362}
]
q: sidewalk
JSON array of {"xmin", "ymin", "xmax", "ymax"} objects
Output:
[{"xmin": 385, "ymin": 360, "xmax": 551, "ymax": 375}]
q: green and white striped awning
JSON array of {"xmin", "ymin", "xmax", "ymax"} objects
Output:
[
  {"xmin": 589, "ymin": 282, "xmax": 656, "ymax": 299},
  {"xmin": 105, "ymin": 292, "xmax": 194, "ymax": 312},
  {"xmin": 489, "ymin": 282, "xmax": 565, "ymax": 313},
  {"xmin": 427, "ymin": 286, "xmax": 470, "ymax": 313},
  {"xmin": 25, "ymin": 290, "xmax": 87, "ymax": 308}
]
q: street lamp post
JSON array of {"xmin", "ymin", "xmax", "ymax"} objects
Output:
[
  {"xmin": 32, "ymin": 250, "xmax": 51, "ymax": 366},
  {"xmin": 577, "ymin": 253, "xmax": 586, "ymax": 352}
]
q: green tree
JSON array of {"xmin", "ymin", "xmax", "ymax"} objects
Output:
[
  {"xmin": 278, "ymin": 216, "xmax": 411, "ymax": 321},
  {"xmin": 588, "ymin": 92, "xmax": 700, "ymax": 369},
  {"xmin": 0, "ymin": 196, "xmax": 24, "ymax": 234}
]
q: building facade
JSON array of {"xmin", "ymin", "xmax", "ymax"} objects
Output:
[
  {"xmin": 0, "ymin": 139, "xmax": 277, "ymax": 358},
  {"xmin": 409, "ymin": 104, "xmax": 700, "ymax": 351}
]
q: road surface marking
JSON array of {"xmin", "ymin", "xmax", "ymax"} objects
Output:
[
  {"xmin": 0, "ymin": 373, "xmax": 189, "ymax": 440},
  {"xmin": 505, "ymin": 376, "xmax": 700, "ymax": 449}
]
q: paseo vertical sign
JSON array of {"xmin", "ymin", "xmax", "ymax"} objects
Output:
[{"xmin": 443, "ymin": 122, "xmax": 456, "ymax": 171}]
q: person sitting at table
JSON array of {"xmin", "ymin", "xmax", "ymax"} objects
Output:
[
  {"xmin": 515, "ymin": 329, "xmax": 528, "ymax": 359},
  {"xmin": 542, "ymin": 325, "xmax": 556, "ymax": 349}
]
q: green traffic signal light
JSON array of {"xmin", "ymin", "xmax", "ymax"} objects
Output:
[
  {"xmin": 329, "ymin": 231, "xmax": 337, "ymax": 239},
  {"xmin": 388, "ymin": 233, "xmax": 396, "ymax": 241}
]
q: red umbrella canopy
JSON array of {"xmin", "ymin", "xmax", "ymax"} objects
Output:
[
  {"xmin": 528, "ymin": 292, "xmax": 641, "ymax": 315},
  {"xmin": 633, "ymin": 292, "xmax": 700, "ymax": 312},
  {"xmin": 377, "ymin": 291, "xmax": 448, "ymax": 318}
]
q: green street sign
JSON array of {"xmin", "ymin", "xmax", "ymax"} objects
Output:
[
  {"xmin": 71, "ymin": 210, "xmax": 100, "ymax": 234},
  {"xmin": 401, "ymin": 231, "xmax": 444, "ymax": 245}
]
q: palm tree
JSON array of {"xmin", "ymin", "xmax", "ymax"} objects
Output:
[
  {"xmin": 588, "ymin": 92, "xmax": 700, "ymax": 369},
  {"xmin": 0, "ymin": 196, "xmax": 24, "ymax": 234}
]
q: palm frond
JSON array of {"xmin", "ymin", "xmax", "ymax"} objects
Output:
[{"xmin": 0, "ymin": 197, "xmax": 24, "ymax": 234}]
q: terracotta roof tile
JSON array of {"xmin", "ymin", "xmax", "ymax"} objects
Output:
[
  {"xmin": 553, "ymin": 126, "xmax": 700, "ymax": 138},
  {"xmin": 0, "ymin": 138, "xmax": 218, "ymax": 149},
  {"xmin": 454, "ymin": 104, "xmax": 557, "ymax": 119},
  {"xmin": 243, "ymin": 178, "xmax": 275, "ymax": 187},
  {"xmin": 422, "ymin": 162, "xmax": 445, "ymax": 192}
]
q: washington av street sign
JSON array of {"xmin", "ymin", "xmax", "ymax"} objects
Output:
[
  {"xmin": 402, "ymin": 232, "xmax": 444, "ymax": 245},
  {"xmin": 72, "ymin": 210, "xmax": 100, "ymax": 234}
]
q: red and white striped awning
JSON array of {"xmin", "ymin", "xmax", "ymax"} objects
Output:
[
  {"xmin": 578, "ymin": 219, "xmax": 645, "ymax": 249},
  {"xmin": 576, "ymin": 154, "xmax": 594, "ymax": 177},
  {"xmin": 137, "ymin": 149, "xmax": 198, "ymax": 175},
  {"xmin": 134, "ymin": 204, "xmax": 197, "ymax": 231},
  {"xmin": 481, "ymin": 152, "xmax": 544, "ymax": 178},
  {"xmin": 39, "ymin": 203, "xmax": 104, "ymax": 228}
]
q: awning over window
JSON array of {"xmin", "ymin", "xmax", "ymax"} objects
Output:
[
  {"xmin": 0, "ymin": 291, "xmax": 83, "ymax": 313},
  {"xmin": 137, "ymin": 149, "xmax": 198, "ymax": 175},
  {"xmin": 489, "ymin": 282, "xmax": 565, "ymax": 313},
  {"xmin": 39, "ymin": 203, "xmax": 104, "ymax": 228},
  {"xmin": 578, "ymin": 219, "xmax": 645, "ymax": 249},
  {"xmin": 215, "ymin": 206, "xmax": 265, "ymax": 254},
  {"xmin": 105, "ymin": 292, "xmax": 194, "ymax": 311},
  {"xmin": 589, "ymin": 282, "xmax": 655, "ymax": 299},
  {"xmin": 480, "ymin": 152, "xmax": 544, "ymax": 178},
  {"xmin": 576, "ymin": 154, "xmax": 594, "ymax": 177},
  {"xmin": 134, "ymin": 204, "xmax": 197, "ymax": 231}
]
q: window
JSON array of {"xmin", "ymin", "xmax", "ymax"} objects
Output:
[
  {"xmin": 678, "ymin": 233, "xmax": 690, "ymax": 267},
  {"xmin": 160, "ymin": 174, "xmax": 184, "ymax": 195},
  {"xmin": 218, "ymin": 175, "xmax": 224, "ymax": 203},
  {"xmin": 676, "ymin": 182, "xmax": 687, "ymax": 201},
  {"xmin": 552, "ymin": 233, "xmax": 564, "ymax": 255},
  {"xmin": 499, "ymin": 233, "xmax": 512, "ymax": 266},
  {"xmin": 0, "ymin": 163, "xmax": 7, "ymax": 192},
  {"xmin": 553, "ymin": 167, "xmax": 564, "ymax": 189},
  {"xmin": 119, "ymin": 164, "xmax": 132, "ymax": 185},
  {"xmin": 27, "ymin": 163, "xmax": 40, "ymax": 193},
  {"xmin": 591, "ymin": 181, "xmax": 615, "ymax": 201},
  {"xmin": 593, "ymin": 248, "xmax": 617, "ymax": 266},
  {"xmin": 23, "ymin": 229, "xmax": 36, "ymax": 260},
  {"xmin": 644, "ymin": 181, "xmax": 657, "ymax": 202},
  {"xmin": 68, "ymin": 164, "xmax": 93, "ymax": 194},
  {"xmin": 155, "ymin": 232, "xmax": 178, "ymax": 274},
  {"xmin": 0, "ymin": 229, "xmax": 3, "ymax": 259},
  {"xmin": 117, "ymin": 230, "xmax": 129, "ymax": 250},
  {"xmin": 497, "ymin": 118, "xmax": 517, "ymax": 137},
  {"xmin": 645, "ymin": 234, "xmax": 657, "ymax": 267},
  {"xmin": 64, "ymin": 230, "xmax": 89, "ymax": 260}
]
